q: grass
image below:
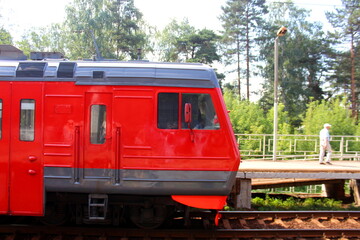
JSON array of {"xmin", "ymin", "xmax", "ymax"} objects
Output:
[{"xmin": 250, "ymin": 195, "xmax": 360, "ymax": 211}]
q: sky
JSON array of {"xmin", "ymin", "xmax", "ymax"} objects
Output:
[
  {"xmin": 0, "ymin": 0, "xmax": 343, "ymax": 100},
  {"xmin": 0, "ymin": 0, "xmax": 343, "ymax": 41}
]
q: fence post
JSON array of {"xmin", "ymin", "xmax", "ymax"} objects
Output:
[
  {"xmin": 263, "ymin": 135, "xmax": 266, "ymax": 160},
  {"xmin": 340, "ymin": 136, "xmax": 344, "ymax": 161}
]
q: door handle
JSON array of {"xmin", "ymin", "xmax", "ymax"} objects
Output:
[
  {"xmin": 28, "ymin": 169, "xmax": 37, "ymax": 175},
  {"xmin": 28, "ymin": 156, "xmax": 37, "ymax": 162}
]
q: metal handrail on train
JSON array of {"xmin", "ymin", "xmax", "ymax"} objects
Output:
[{"xmin": 235, "ymin": 134, "xmax": 360, "ymax": 161}]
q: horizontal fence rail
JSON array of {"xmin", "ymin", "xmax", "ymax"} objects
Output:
[{"xmin": 235, "ymin": 134, "xmax": 360, "ymax": 161}]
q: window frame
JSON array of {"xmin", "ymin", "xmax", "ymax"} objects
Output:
[
  {"xmin": 90, "ymin": 104, "xmax": 107, "ymax": 144},
  {"xmin": 157, "ymin": 92, "xmax": 180, "ymax": 130},
  {"xmin": 19, "ymin": 99, "xmax": 35, "ymax": 141},
  {"xmin": 157, "ymin": 92, "xmax": 220, "ymax": 130}
]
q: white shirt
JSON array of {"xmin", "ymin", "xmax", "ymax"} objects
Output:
[{"xmin": 319, "ymin": 128, "xmax": 330, "ymax": 142}]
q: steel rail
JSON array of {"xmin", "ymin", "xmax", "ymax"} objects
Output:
[
  {"xmin": 219, "ymin": 210, "xmax": 360, "ymax": 218},
  {"xmin": 191, "ymin": 210, "xmax": 360, "ymax": 219},
  {"xmin": 0, "ymin": 226, "xmax": 360, "ymax": 239}
]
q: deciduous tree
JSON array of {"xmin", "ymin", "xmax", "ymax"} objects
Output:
[
  {"xmin": 0, "ymin": 27, "xmax": 12, "ymax": 44},
  {"xmin": 0, "ymin": 13, "xmax": 12, "ymax": 44},
  {"xmin": 303, "ymin": 97, "xmax": 356, "ymax": 136},
  {"xmin": 64, "ymin": 0, "xmax": 149, "ymax": 60}
]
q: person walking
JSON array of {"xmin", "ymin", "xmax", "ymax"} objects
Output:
[{"xmin": 319, "ymin": 123, "xmax": 332, "ymax": 165}]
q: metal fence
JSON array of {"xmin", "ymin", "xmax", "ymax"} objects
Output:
[{"xmin": 235, "ymin": 134, "xmax": 360, "ymax": 161}]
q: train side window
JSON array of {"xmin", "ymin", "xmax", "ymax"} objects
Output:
[
  {"xmin": 20, "ymin": 99, "xmax": 35, "ymax": 141},
  {"xmin": 90, "ymin": 105, "xmax": 107, "ymax": 144},
  {"xmin": 182, "ymin": 94, "xmax": 220, "ymax": 130},
  {"xmin": 0, "ymin": 100, "xmax": 2, "ymax": 139},
  {"xmin": 158, "ymin": 93, "xmax": 179, "ymax": 129}
]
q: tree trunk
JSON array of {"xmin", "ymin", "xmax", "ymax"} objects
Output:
[
  {"xmin": 237, "ymin": 38, "xmax": 241, "ymax": 100},
  {"xmin": 246, "ymin": 7, "xmax": 250, "ymax": 101},
  {"xmin": 350, "ymin": 33, "xmax": 357, "ymax": 119}
]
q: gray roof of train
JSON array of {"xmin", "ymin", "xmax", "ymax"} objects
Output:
[{"xmin": 0, "ymin": 60, "xmax": 220, "ymax": 88}]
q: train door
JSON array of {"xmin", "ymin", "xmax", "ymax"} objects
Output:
[
  {"xmin": 83, "ymin": 93, "xmax": 113, "ymax": 179},
  {"xmin": 0, "ymin": 82, "xmax": 10, "ymax": 214},
  {"xmin": 9, "ymin": 82, "xmax": 44, "ymax": 215}
]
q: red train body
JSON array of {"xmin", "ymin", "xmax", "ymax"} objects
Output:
[{"xmin": 0, "ymin": 45, "xmax": 240, "ymax": 227}]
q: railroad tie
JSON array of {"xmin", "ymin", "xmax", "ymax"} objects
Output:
[
  {"xmin": 346, "ymin": 217, "xmax": 359, "ymax": 226},
  {"xmin": 256, "ymin": 219, "xmax": 267, "ymax": 229},
  {"xmin": 311, "ymin": 218, "xmax": 326, "ymax": 228},
  {"xmin": 330, "ymin": 217, "xmax": 341, "ymax": 224},
  {"xmin": 273, "ymin": 218, "xmax": 288, "ymax": 228},
  {"xmin": 222, "ymin": 219, "xmax": 232, "ymax": 229},
  {"xmin": 238, "ymin": 219, "xmax": 250, "ymax": 229}
]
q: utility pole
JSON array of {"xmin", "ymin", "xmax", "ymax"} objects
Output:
[{"xmin": 273, "ymin": 26, "xmax": 287, "ymax": 161}]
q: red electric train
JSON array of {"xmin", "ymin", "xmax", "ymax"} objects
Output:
[{"xmin": 0, "ymin": 45, "xmax": 240, "ymax": 228}]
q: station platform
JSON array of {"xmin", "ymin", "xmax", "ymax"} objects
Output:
[
  {"xmin": 234, "ymin": 160, "xmax": 360, "ymax": 209},
  {"xmin": 237, "ymin": 160, "xmax": 360, "ymax": 179}
]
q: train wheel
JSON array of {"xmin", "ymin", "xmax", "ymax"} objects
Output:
[{"xmin": 129, "ymin": 204, "xmax": 167, "ymax": 229}]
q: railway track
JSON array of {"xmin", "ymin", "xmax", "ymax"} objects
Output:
[
  {"xmin": 218, "ymin": 210, "xmax": 360, "ymax": 230},
  {"xmin": 1, "ymin": 211, "xmax": 360, "ymax": 239},
  {"xmin": 1, "ymin": 226, "xmax": 360, "ymax": 240}
]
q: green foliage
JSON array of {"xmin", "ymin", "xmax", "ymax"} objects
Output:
[
  {"xmin": 0, "ymin": 12, "xmax": 12, "ymax": 44},
  {"xmin": 224, "ymin": 88, "xmax": 294, "ymax": 135},
  {"xmin": 0, "ymin": 27, "xmax": 12, "ymax": 45},
  {"xmin": 224, "ymin": 89, "xmax": 298, "ymax": 156},
  {"xmin": 266, "ymin": 104, "xmax": 293, "ymax": 134},
  {"xmin": 63, "ymin": 0, "xmax": 149, "ymax": 60},
  {"xmin": 258, "ymin": 1, "xmax": 330, "ymax": 127},
  {"xmin": 15, "ymin": 26, "xmax": 59, "ymax": 57},
  {"xmin": 6, "ymin": 0, "xmax": 150, "ymax": 60},
  {"xmin": 224, "ymin": 89, "xmax": 270, "ymax": 134},
  {"xmin": 156, "ymin": 19, "xmax": 220, "ymax": 64},
  {"xmin": 325, "ymin": 0, "xmax": 360, "ymax": 115},
  {"xmin": 303, "ymin": 97, "xmax": 356, "ymax": 136},
  {"xmin": 252, "ymin": 195, "xmax": 345, "ymax": 211}
]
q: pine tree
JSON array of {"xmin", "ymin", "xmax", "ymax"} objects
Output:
[
  {"xmin": 326, "ymin": 0, "xmax": 360, "ymax": 118},
  {"xmin": 219, "ymin": 0, "xmax": 268, "ymax": 100},
  {"xmin": 258, "ymin": 2, "xmax": 329, "ymax": 127},
  {"xmin": 156, "ymin": 19, "xmax": 220, "ymax": 64}
]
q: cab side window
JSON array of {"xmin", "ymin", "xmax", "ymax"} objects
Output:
[
  {"xmin": 20, "ymin": 99, "xmax": 35, "ymax": 141},
  {"xmin": 157, "ymin": 93, "xmax": 220, "ymax": 130},
  {"xmin": 158, "ymin": 93, "xmax": 179, "ymax": 129},
  {"xmin": 182, "ymin": 94, "xmax": 219, "ymax": 130}
]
